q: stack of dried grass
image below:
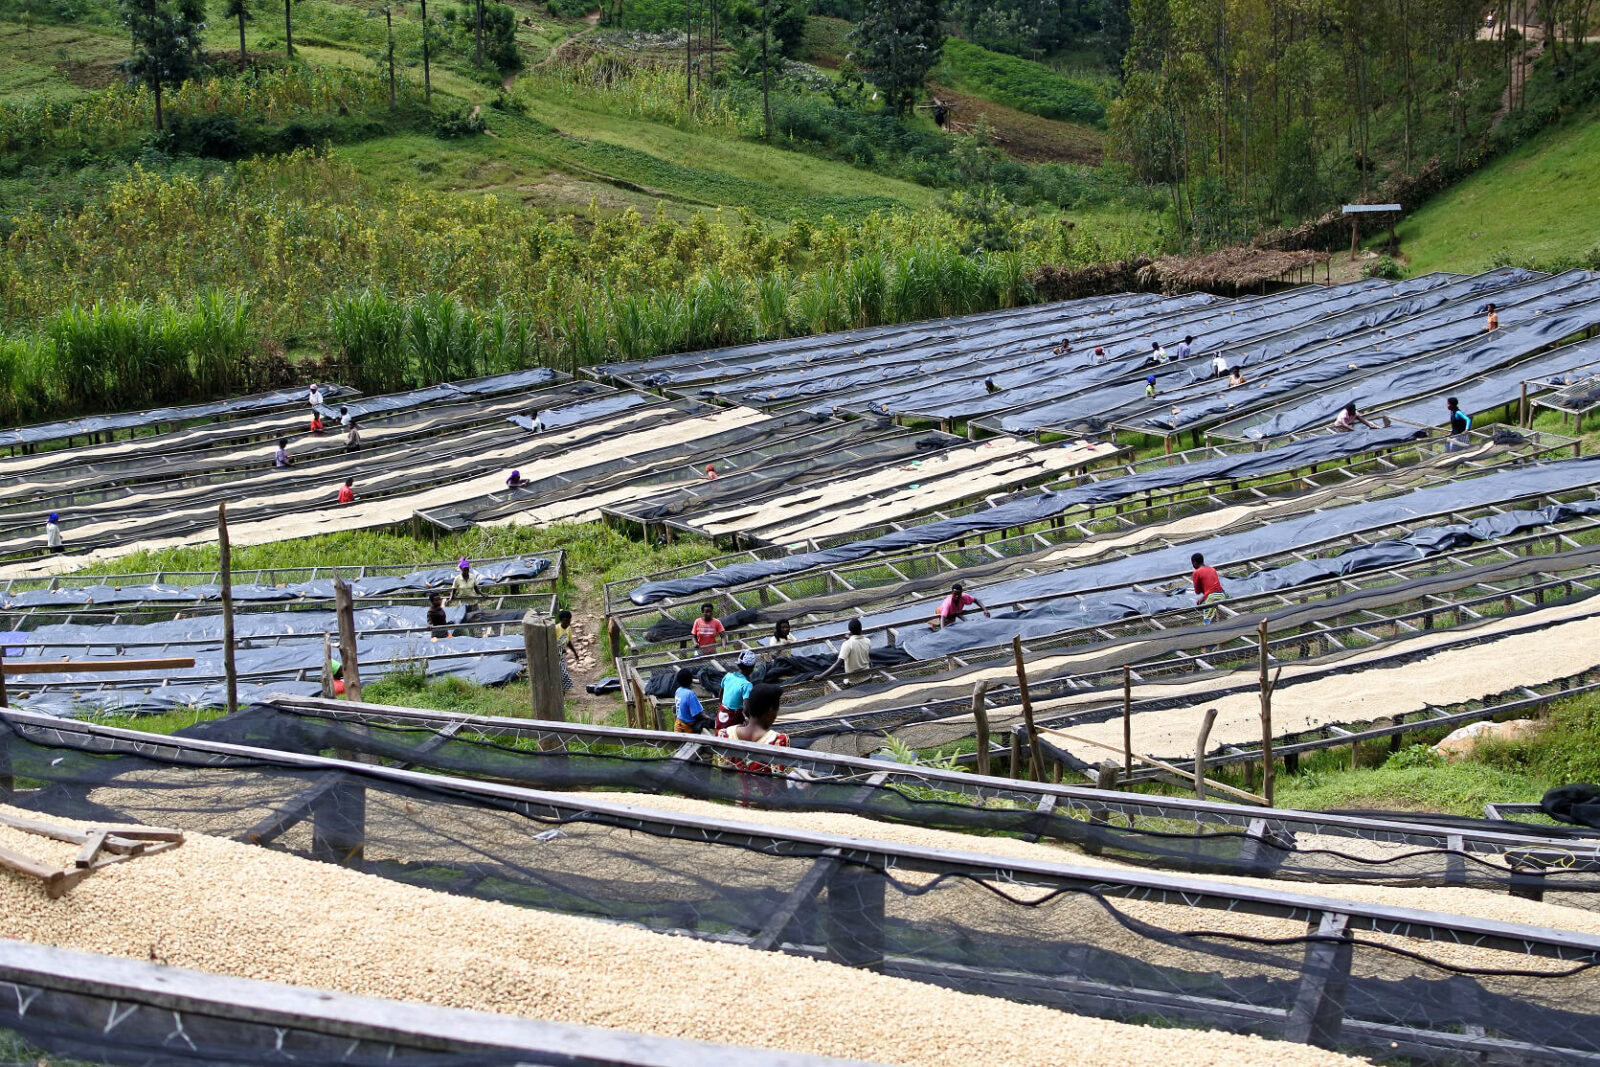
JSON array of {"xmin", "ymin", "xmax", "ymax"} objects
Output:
[{"xmin": 1138, "ymin": 247, "xmax": 1329, "ymax": 294}]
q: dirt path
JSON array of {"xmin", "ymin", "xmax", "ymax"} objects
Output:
[{"xmin": 563, "ymin": 572, "xmax": 620, "ymax": 723}]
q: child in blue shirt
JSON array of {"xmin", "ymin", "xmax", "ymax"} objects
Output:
[{"xmin": 674, "ymin": 667, "xmax": 711, "ymax": 734}]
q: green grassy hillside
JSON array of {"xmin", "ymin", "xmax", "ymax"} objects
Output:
[{"xmin": 1398, "ymin": 107, "xmax": 1600, "ymax": 275}]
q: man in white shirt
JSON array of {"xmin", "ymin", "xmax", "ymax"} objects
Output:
[
  {"xmin": 1211, "ymin": 353, "xmax": 1229, "ymax": 378},
  {"xmin": 817, "ymin": 619, "xmax": 872, "ymax": 685},
  {"xmin": 1176, "ymin": 336, "xmax": 1193, "ymax": 360},
  {"xmin": 308, "ymin": 383, "xmax": 324, "ymax": 408}
]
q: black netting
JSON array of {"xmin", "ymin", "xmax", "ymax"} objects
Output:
[
  {"xmin": 4, "ymin": 713, "xmax": 1596, "ymax": 1066},
  {"xmin": 184, "ymin": 706, "xmax": 1600, "ymax": 908}
]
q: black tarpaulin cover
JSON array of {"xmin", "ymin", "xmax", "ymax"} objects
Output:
[{"xmin": 627, "ymin": 425, "xmax": 1426, "ymax": 604}]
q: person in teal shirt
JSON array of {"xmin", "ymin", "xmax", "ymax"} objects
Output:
[{"xmin": 716, "ymin": 651, "xmax": 757, "ymax": 730}]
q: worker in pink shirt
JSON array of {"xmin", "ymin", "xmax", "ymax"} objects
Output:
[{"xmin": 931, "ymin": 582, "xmax": 989, "ymax": 630}]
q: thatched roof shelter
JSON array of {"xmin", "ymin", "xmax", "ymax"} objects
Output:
[{"xmin": 1137, "ymin": 247, "xmax": 1330, "ymax": 294}]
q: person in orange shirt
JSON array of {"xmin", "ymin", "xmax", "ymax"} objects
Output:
[
  {"xmin": 336, "ymin": 478, "xmax": 355, "ymax": 504},
  {"xmin": 1485, "ymin": 303, "xmax": 1499, "ymax": 331},
  {"xmin": 309, "ymin": 411, "xmax": 325, "ymax": 435}
]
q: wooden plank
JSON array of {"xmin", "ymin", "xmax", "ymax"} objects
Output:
[
  {"xmin": 0, "ymin": 843, "xmax": 63, "ymax": 884},
  {"xmin": 73, "ymin": 830, "xmax": 107, "ymax": 869},
  {"xmin": 2, "ymin": 658, "xmax": 196, "ymax": 675}
]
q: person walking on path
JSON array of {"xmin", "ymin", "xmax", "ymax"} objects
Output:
[
  {"xmin": 1485, "ymin": 303, "xmax": 1499, "ymax": 331},
  {"xmin": 691, "ymin": 602, "xmax": 725, "ymax": 654},
  {"xmin": 308, "ymin": 383, "xmax": 324, "ymax": 408},
  {"xmin": 1210, "ymin": 353, "xmax": 1229, "ymax": 379},
  {"xmin": 345, "ymin": 419, "xmax": 362, "ymax": 453},
  {"xmin": 339, "ymin": 405, "xmax": 353, "ymax": 430},
  {"xmin": 309, "ymin": 410, "xmax": 325, "ymax": 435},
  {"xmin": 336, "ymin": 478, "xmax": 356, "ymax": 504},
  {"xmin": 46, "ymin": 512, "xmax": 63, "ymax": 554},
  {"xmin": 273, "ymin": 438, "xmax": 292, "ymax": 468},
  {"xmin": 1191, "ymin": 552, "xmax": 1227, "ymax": 624},
  {"xmin": 818, "ymin": 618, "xmax": 873, "ymax": 685},
  {"xmin": 932, "ymin": 582, "xmax": 989, "ymax": 629},
  {"xmin": 426, "ymin": 593, "xmax": 448, "ymax": 638},
  {"xmin": 1177, "ymin": 336, "xmax": 1193, "ymax": 361},
  {"xmin": 715, "ymin": 651, "xmax": 757, "ymax": 731},
  {"xmin": 673, "ymin": 667, "xmax": 712, "ymax": 734}
]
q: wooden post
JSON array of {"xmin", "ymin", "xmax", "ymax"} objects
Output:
[
  {"xmin": 333, "ymin": 578, "xmax": 363, "ymax": 703},
  {"xmin": 630, "ymin": 677, "xmax": 652, "ymax": 732},
  {"xmin": 1194, "ymin": 707, "xmax": 1219, "ymax": 801},
  {"xmin": 607, "ymin": 616, "xmax": 624, "ymax": 660},
  {"xmin": 970, "ymin": 679, "xmax": 992, "ymax": 777},
  {"xmin": 1258, "ymin": 619, "xmax": 1278, "ymax": 806},
  {"xmin": 320, "ymin": 635, "xmax": 334, "ymax": 698},
  {"xmin": 0, "ymin": 649, "xmax": 7, "ymax": 709},
  {"xmin": 1520, "ymin": 380, "xmax": 1529, "ymax": 427},
  {"xmin": 1011, "ymin": 636, "xmax": 1042, "ymax": 781},
  {"xmin": 523, "ymin": 610, "xmax": 566, "ymax": 723},
  {"xmin": 218, "ymin": 503, "xmax": 238, "ymax": 716},
  {"xmin": 1122, "ymin": 665, "xmax": 1133, "ymax": 784}
]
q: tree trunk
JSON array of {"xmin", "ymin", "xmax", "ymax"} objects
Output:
[
  {"xmin": 284, "ymin": 0, "xmax": 292, "ymax": 58},
  {"xmin": 474, "ymin": 0, "xmax": 483, "ymax": 69},
  {"xmin": 421, "ymin": 0, "xmax": 431, "ymax": 100},
  {"xmin": 760, "ymin": 0, "xmax": 771, "ymax": 138},
  {"xmin": 153, "ymin": 77, "xmax": 163, "ymax": 131},
  {"xmin": 238, "ymin": 10, "xmax": 247, "ymax": 61},
  {"xmin": 387, "ymin": 9, "xmax": 396, "ymax": 108}
]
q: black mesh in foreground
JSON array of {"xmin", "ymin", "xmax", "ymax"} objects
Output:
[
  {"xmin": 0, "ymin": 940, "xmax": 792, "ymax": 1067},
  {"xmin": 189, "ymin": 704, "xmax": 1600, "ymax": 907},
  {"xmin": 2, "ymin": 711, "xmax": 1598, "ymax": 1066}
]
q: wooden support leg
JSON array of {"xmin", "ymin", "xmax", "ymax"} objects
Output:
[
  {"xmin": 1285, "ymin": 913, "xmax": 1354, "ymax": 1049},
  {"xmin": 825, "ymin": 863, "xmax": 885, "ymax": 971}
]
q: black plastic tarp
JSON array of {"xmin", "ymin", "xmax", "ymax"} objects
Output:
[
  {"xmin": 845, "ymin": 279, "xmax": 1427, "ymax": 421},
  {"xmin": 597, "ymin": 291, "xmax": 1181, "ymax": 387},
  {"xmin": 707, "ymin": 292, "xmax": 1222, "ymax": 407},
  {"xmin": 1, "ymin": 557, "xmax": 551, "ymax": 611},
  {"xmin": 895, "ymin": 496, "xmax": 1600, "ymax": 659},
  {"xmin": 1242, "ymin": 287, "xmax": 1600, "ymax": 437},
  {"xmin": 1383, "ymin": 336, "xmax": 1600, "ymax": 425},
  {"xmin": 627, "ymin": 425, "xmax": 1427, "ymax": 604},
  {"xmin": 1155, "ymin": 270, "xmax": 1600, "ymax": 435},
  {"xmin": 992, "ymin": 269, "xmax": 1538, "ymax": 433},
  {"xmin": 825, "ymin": 452, "xmax": 1600, "ymax": 641},
  {"xmin": 505, "ymin": 390, "xmax": 652, "ymax": 431},
  {"xmin": 0, "ymin": 385, "xmax": 358, "ymax": 449},
  {"xmin": 313, "ymin": 368, "xmax": 558, "ymax": 421}
]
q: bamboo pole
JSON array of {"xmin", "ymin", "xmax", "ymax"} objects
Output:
[
  {"xmin": 333, "ymin": 578, "xmax": 363, "ymax": 703},
  {"xmin": 1011, "ymin": 636, "xmax": 1042, "ymax": 781},
  {"xmin": 1194, "ymin": 707, "xmax": 1219, "ymax": 801},
  {"xmin": 1259, "ymin": 618, "xmax": 1279, "ymax": 806},
  {"xmin": 218, "ymin": 503, "xmax": 238, "ymax": 716},
  {"xmin": 1122, "ymin": 665, "xmax": 1133, "ymax": 784}
]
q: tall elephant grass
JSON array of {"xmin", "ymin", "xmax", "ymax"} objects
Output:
[{"xmin": 328, "ymin": 290, "xmax": 537, "ymax": 392}]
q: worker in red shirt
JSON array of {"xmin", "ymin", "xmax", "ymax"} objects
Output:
[
  {"xmin": 336, "ymin": 478, "xmax": 356, "ymax": 504},
  {"xmin": 1191, "ymin": 552, "xmax": 1227, "ymax": 624},
  {"xmin": 691, "ymin": 602, "xmax": 724, "ymax": 654}
]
